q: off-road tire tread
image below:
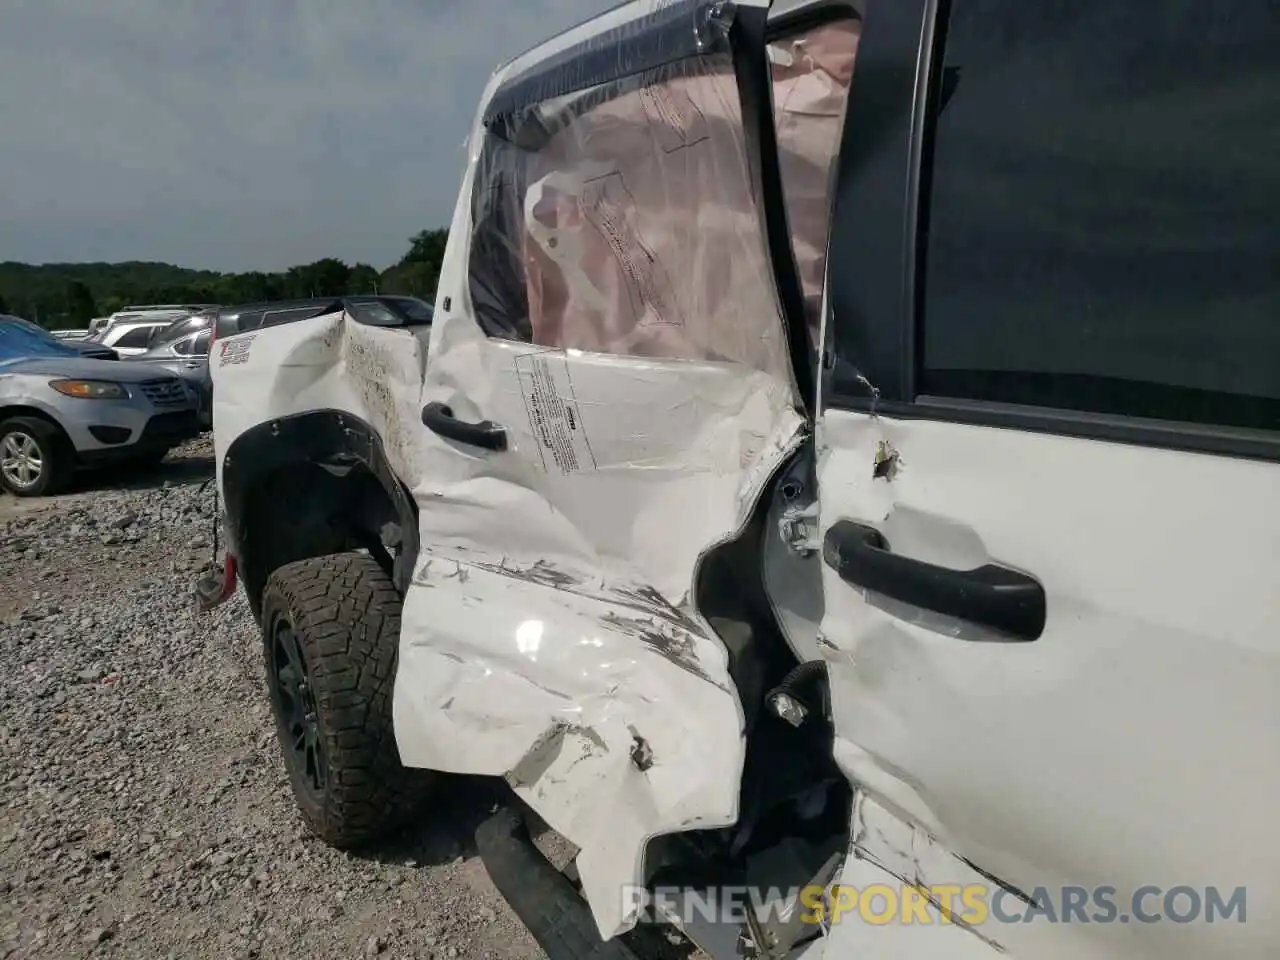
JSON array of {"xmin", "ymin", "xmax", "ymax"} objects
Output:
[{"xmin": 260, "ymin": 551, "xmax": 426, "ymax": 849}]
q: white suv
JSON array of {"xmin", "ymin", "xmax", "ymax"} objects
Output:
[
  {"xmin": 95, "ymin": 306, "xmax": 217, "ymax": 356},
  {"xmin": 200, "ymin": 2, "xmax": 1278, "ymax": 959}
]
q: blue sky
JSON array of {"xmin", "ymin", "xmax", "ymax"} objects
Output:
[{"xmin": 0, "ymin": 0, "xmax": 613, "ymax": 271}]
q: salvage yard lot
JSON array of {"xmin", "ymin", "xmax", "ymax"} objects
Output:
[{"xmin": 0, "ymin": 436, "xmax": 548, "ymax": 960}]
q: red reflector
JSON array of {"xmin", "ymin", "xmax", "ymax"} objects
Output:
[{"xmin": 218, "ymin": 554, "xmax": 238, "ymax": 602}]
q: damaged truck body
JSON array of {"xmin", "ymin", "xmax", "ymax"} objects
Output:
[{"xmin": 199, "ymin": 1, "xmax": 1280, "ymax": 958}]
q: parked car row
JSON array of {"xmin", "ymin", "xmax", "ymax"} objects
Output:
[
  {"xmin": 86, "ymin": 305, "xmax": 209, "ymax": 356},
  {"xmin": 0, "ymin": 315, "xmax": 205, "ymax": 495},
  {"xmin": 1, "ymin": 297, "xmax": 432, "ymax": 496},
  {"xmin": 86, "ymin": 304, "xmax": 217, "ymax": 338}
]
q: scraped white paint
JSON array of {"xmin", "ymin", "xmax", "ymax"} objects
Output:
[
  {"xmin": 815, "ymin": 407, "xmax": 1280, "ymax": 960},
  {"xmin": 821, "ymin": 823, "xmax": 1007, "ymax": 960},
  {"xmin": 210, "ymin": 310, "xmax": 431, "ymax": 496},
  {"xmin": 397, "ymin": 557, "xmax": 749, "ymax": 937},
  {"xmin": 395, "ymin": 342, "xmax": 804, "ymax": 939}
]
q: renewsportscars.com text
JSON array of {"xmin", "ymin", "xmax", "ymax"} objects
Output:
[{"xmin": 623, "ymin": 883, "xmax": 1248, "ymax": 928}]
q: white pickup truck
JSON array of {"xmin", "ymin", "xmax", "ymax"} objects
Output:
[{"xmin": 197, "ymin": 1, "xmax": 1279, "ymax": 958}]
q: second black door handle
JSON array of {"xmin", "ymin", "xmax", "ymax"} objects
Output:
[
  {"xmin": 823, "ymin": 521, "xmax": 1046, "ymax": 641},
  {"xmin": 421, "ymin": 401, "xmax": 508, "ymax": 451}
]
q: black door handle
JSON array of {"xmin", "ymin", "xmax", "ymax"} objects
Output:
[
  {"xmin": 822, "ymin": 521, "xmax": 1045, "ymax": 641},
  {"xmin": 421, "ymin": 401, "xmax": 508, "ymax": 451}
]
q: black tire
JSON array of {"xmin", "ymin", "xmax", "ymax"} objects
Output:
[
  {"xmin": 259, "ymin": 551, "xmax": 428, "ymax": 848},
  {"xmin": 0, "ymin": 416, "xmax": 72, "ymax": 497}
]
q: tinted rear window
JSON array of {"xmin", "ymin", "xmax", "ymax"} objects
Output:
[
  {"xmin": 384, "ymin": 297, "xmax": 433, "ymax": 324},
  {"xmin": 112, "ymin": 327, "xmax": 160, "ymax": 349},
  {"xmin": 153, "ymin": 315, "xmax": 211, "ymax": 346},
  {"xmin": 919, "ymin": 0, "xmax": 1280, "ymax": 432}
]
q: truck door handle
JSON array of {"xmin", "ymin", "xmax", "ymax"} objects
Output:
[
  {"xmin": 822, "ymin": 521, "xmax": 1046, "ymax": 641},
  {"xmin": 421, "ymin": 401, "xmax": 508, "ymax": 451}
]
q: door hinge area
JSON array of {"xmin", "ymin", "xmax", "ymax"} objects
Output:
[{"xmin": 779, "ymin": 500, "xmax": 820, "ymax": 557}]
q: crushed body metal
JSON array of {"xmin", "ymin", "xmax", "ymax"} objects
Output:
[{"xmin": 392, "ymin": 0, "xmax": 819, "ymax": 941}]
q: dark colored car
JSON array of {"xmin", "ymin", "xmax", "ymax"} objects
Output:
[
  {"xmin": 147, "ymin": 309, "xmax": 215, "ymax": 348},
  {"xmin": 131, "ymin": 320, "xmax": 213, "ymax": 427}
]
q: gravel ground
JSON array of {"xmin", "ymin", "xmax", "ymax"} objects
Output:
[{"xmin": 1, "ymin": 436, "xmax": 687, "ymax": 960}]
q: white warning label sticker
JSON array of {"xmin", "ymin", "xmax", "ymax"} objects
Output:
[{"xmin": 515, "ymin": 352, "xmax": 597, "ymax": 474}]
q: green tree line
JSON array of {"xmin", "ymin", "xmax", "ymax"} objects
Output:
[{"xmin": 0, "ymin": 228, "xmax": 448, "ymax": 330}]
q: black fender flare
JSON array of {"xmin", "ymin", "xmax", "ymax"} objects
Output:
[{"xmin": 222, "ymin": 409, "xmax": 420, "ymax": 596}]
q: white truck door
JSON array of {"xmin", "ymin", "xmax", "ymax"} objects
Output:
[
  {"xmin": 393, "ymin": 0, "xmax": 813, "ymax": 939},
  {"xmin": 814, "ymin": 0, "xmax": 1279, "ymax": 958}
]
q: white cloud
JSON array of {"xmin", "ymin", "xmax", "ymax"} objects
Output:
[{"xmin": 0, "ymin": 0, "xmax": 614, "ymax": 271}]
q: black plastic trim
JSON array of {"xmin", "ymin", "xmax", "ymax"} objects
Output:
[
  {"xmin": 901, "ymin": 0, "xmax": 945, "ymax": 401},
  {"xmin": 823, "ymin": 519, "xmax": 1046, "ymax": 641},
  {"xmin": 88, "ymin": 425, "xmax": 131, "ymax": 445},
  {"xmin": 483, "ymin": 0, "xmax": 733, "ymax": 131},
  {"xmin": 220, "ymin": 410, "xmax": 420, "ymax": 594},
  {"xmin": 130, "ymin": 412, "xmax": 200, "ymax": 452},
  {"xmin": 732, "ymin": 3, "xmax": 816, "ymax": 415},
  {"xmin": 421, "ymin": 401, "xmax": 509, "ymax": 452},
  {"xmin": 78, "ymin": 413, "xmax": 200, "ymax": 464},
  {"xmin": 820, "ymin": 0, "xmax": 931, "ymax": 405}
]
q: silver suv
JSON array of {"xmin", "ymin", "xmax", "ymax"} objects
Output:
[{"xmin": 0, "ymin": 320, "xmax": 201, "ymax": 495}]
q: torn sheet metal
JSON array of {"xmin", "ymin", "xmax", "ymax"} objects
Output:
[
  {"xmin": 395, "ymin": 557, "xmax": 747, "ymax": 939},
  {"xmin": 412, "ymin": 338, "xmax": 803, "ymax": 598},
  {"xmin": 762, "ymin": 470, "xmax": 826, "ymax": 664},
  {"xmin": 818, "ymin": 802, "xmax": 1007, "ymax": 960},
  {"xmin": 396, "ymin": 339, "xmax": 804, "ymax": 942},
  {"xmin": 834, "ymin": 790, "xmax": 1009, "ymax": 958},
  {"xmin": 396, "ymin": 0, "xmax": 808, "ymax": 943}
]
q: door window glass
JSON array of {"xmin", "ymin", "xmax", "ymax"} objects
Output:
[
  {"xmin": 920, "ymin": 1, "xmax": 1280, "ymax": 432},
  {"xmin": 346, "ymin": 300, "xmax": 401, "ymax": 327},
  {"xmin": 469, "ymin": 51, "xmax": 792, "ymax": 378},
  {"xmin": 112, "ymin": 326, "xmax": 157, "ymax": 349}
]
